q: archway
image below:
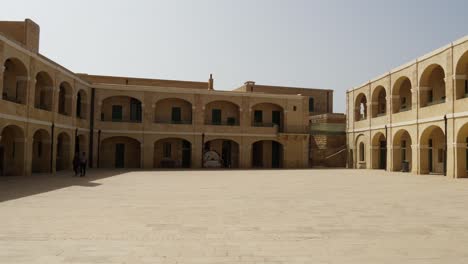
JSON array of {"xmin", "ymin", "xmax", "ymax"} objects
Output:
[
  {"xmin": 34, "ymin": 71, "xmax": 53, "ymax": 111},
  {"xmin": 456, "ymin": 122, "xmax": 468, "ymax": 177},
  {"xmin": 392, "ymin": 129, "xmax": 412, "ymax": 172},
  {"xmin": 251, "ymin": 140, "xmax": 283, "ymax": 168},
  {"xmin": 2, "ymin": 58, "xmax": 28, "ymax": 104},
  {"xmin": 419, "ymin": 65, "xmax": 446, "ymax": 107},
  {"xmin": 455, "ymin": 51, "xmax": 468, "ymax": 99},
  {"xmin": 204, "ymin": 101, "xmax": 240, "ymax": 126},
  {"xmin": 100, "ymin": 137, "xmax": 141, "ymax": 168},
  {"xmin": 354, "ymin": 93, "xmax": 367, "ymax": 121},
  {"xmin": 0, "ymin": 125, "xmax": 25, "ymax": 176},
  {"xmin": 32, "ymin": 129, "xmax": 51, "ymax": 173},
  {"xmin": 154, "ymin": 138, "xmax": 191, "ymax": 168},
  {"xmin": 251, "ymin": 103, "xmax": 284, "ymax": 131},
  {"xmin": 154, "ymin": 98, "xmax": 192, "ymax": 124},
  {"xmin": 392, "ymin": 77, "xmax": 412, "ymax": 113},
  {"xmin": 56, "ymin": 132, "xmax": 71, "ymax": 171},
  {"xmin": 371, "ymin": 86, "xmax": 386, "ymax": 117},
  {"xmin": 101, "ymin": 96, "xmax": 142, "ymax": 122},
  {"xmin": 204, "ymin": 139, "xmax": 239, "ymax": 168},
  {"xmin": 420, "ymin": 126, "xmax": 445, "ymax": 175},
  {"xmin": 58, "ymin": 82, "xmax": 72, "ymax": 116},
  {"xmin": 371, "ymin": 132, "xmax": 387, "ymax": 169}
]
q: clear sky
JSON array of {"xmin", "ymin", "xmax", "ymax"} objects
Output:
[{"xmin": 3, "ymin": 0, "xmax": 468, "ymax": 112}]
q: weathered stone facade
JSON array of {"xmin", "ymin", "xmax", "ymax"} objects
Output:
[{"xmin": 0, "ymin": 19, "xmax": 341, "ymax": 176}]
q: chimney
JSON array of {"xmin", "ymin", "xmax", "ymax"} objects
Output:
[
  {"xmin": 244, "ymin": 81, "xmax": 255, "ymax": 92},
  {"xmin": 208, "ymin": 74, "xmax": 214, "ymax": 90}
]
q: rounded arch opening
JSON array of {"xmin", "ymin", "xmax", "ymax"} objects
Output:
[
  {"xmin": 371, "ymin": 132, "xmax": 387, "ymax": 169},
  {"xmin": 204, "ymin": 139, "xmax": 239, "ymax": 168},
  {"xmin": 101, "ymin": 96, "xmax": 142, "ymax": 123},
  {"xmin": 0, "ymin": 125, "xmax": 25, "ymax": 176},
  {"xmin": 56, "ymin": 132, "xmax": 71, "ymax": 171},
  {"xmin": 419, "ymin": 65, "xmax": 446, "ymax": 107},
  {"xmin": 455, "ymin": 51, "xmax": 468, "ymax": 99},
  {"xmin": 34, "ymin": 71, "xmax": 54, "ymax": 111},
  {"xmin": 76, "ymin": 89, "xmax": 88, "ymax": 119},
  {"xmin": 456, "ymin": 122, "xmax": 468, "ymax": 177},
  {"xmin": 371, "ymin": 86, "xmax": 386, "ymax": 117},
  {"xmin": 58, "ymin": 81, "xmax": 73, "ymax": 116},
  {"xmin": 3, "ymin": 58, "xmax": 28, "ymax": 104},
  {"xmin": 99, "ymin": 136, "xmax": 141, "ymax": 168},
  {"xmin": 419, "ymin": 125, "xmax": 445, "ymax": 174},
  {"xmin": 154, "ymin": 98, "xmax": 192, "ymax": 124},
  {"xmin": 392, "ymin": 77, "xmax": 412, "ymax": 113},
  {"xmin": 392, "ymin": 129, "xmax": 412, "ymax": 172},
  {"xmin": 32, "ymin": 129, "xmax": 51, "ymax": 173},
  {"xmin": 251, "ymin": 103, "xmax": 284, "ymax": 131},
  {"xmin": 354, "ymin": 93, "xmax": 367, "ymax": 121},
  {"xmin": 204, "ymin": 100, "xmax": 240, "ymax": 126},
  {"xmin": 251, "ymin": 140, "xmax": 283, "ymax": 169},
  {"xmin": 154, "ymin": 138, "xmax": 192, "ymax": 168}
]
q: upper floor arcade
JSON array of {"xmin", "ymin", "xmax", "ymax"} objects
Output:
[{"xmin": 347, "ymin": 35, "xmax": 468, "ymax": 131}]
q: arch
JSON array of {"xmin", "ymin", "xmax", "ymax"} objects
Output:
[
  {"xmin": 251, "ymin": 102, "xmax": 284, "ymax": 131},
  {"xmin": 0, "ymin": 125, "xmax": 25, "ymax": 176},
  {"xmin": 101, "ymin": 96, "xmax": 142, "ymax": 122},
  {"xmin": 354, "ymin": 134, "xmax": 366, "ymax": 168},
  {"xmin": 99, "ymin": 136, "xmax": 141, "ymax": 168},
  {"xmin": 34, "ymin": 71, "xmax": 54, "ymax": 111},
  {"xmin": 251, "ymin": 140, "xmax": 283, "ymax": 168},
  {"xmin": 2, "ymin": 58, "xmax": 28, "ymax": 104},
  {"xmin": 419, "ymin": 64, "xmax": 446, "ymax": 107},
  {"xmin": 455, "ymin": 51, "xmax": 468, "ymax": 99},
  {"xmin": 392, "ymin": 129, "xmax": 412, "ymax": 172},
  {"xmin": 56, "ymin": 132, "xmax": 71, "ymax": 171},
  {"xmin": 58, "ymin": 81, "xmax": 73, "ymax": 116},
  {"xmin": 371, "ymin": 86, "xmax": 386, "ymax": 117},
  {"xmin": 32, "ymin": 129, "xmax": 51, "ymax": 173},
  {"xmin": 455, "ymin": 122, "xmax": 468, "ymax": 177},
  {"xmin": 392, "ymin": 76, "xmax": 412, "ymax": 113},
  {"xmin": 354, "ymin": 93, "xmax": 367, "ymax": 121},
  {"xmin": 154, "ymin": 98, "xmax": 192, "ymax": 124},
  {"xmin": 76, "ymin": 89, "xmax": 87, "ymax": 119},
  {"xmin": 204, "ymin": 100, "xmax": 240, "ymax": 126},
  {"xmin": 154, "ymin": 138, "xmax": 192, "ymax": 168},
  {"xmin": 419, "ymin": 125, "xmax": 445, "ymax": 174},
  {"xmin": 204, "ymin": 139, "xmax": 239, "ymax": 168},
  {"xmin": 371, "ymin": 132, "xmax": 387, "ymax": 169}
]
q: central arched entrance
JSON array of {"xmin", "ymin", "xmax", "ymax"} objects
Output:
[
  {"xmin": 420, "ymin": 126, "xmax": 445, "ymax": 175},
  {"xmin": 371, "ymin": 132, "xmax": 387, "ymax": 169},
  {"xmin": 154, "ymin": 138, "xmax": 191, "ymax": 168},
  {"xmin": 0, "ymin": 125, "xmax": 25, "ymax": 176},
  {"xmin": 456, "ymin": 122, "xmax": 468, "ymax": 178},
  {"xmin": 251, "ymin": 140, "xmax": 283, "ymax": 168},
  {"xmin": 392, "ymin": 129, "xmax": 412, "ymax": 172},
  {"xmin": 203, "ymin": 139, "xmax": 239, "ymax": 168},
  {"xmin": 100, "ymin": 137, "xmax": 141, "ymax": 168},
  {"xmin": 32, "ymin": 129, "xmax": 51, "ymax": 173}
]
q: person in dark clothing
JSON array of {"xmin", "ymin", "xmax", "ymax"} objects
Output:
[
  {"xmin": 73, "ymin": 152, "xmax": 80, "ymax": 177},
  {"xmin": 80, "ymin": 152, "xmax": 87, "ymax": 177}
]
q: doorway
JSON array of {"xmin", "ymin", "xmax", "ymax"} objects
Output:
[{"xmin": 115, "ymin": 143, "xmax": 125, "ymax": 168}]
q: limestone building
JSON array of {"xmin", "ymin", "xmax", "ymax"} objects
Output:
[
  {"xmin": 347, "ymin": 35, "xmax": 468, "ymax": 178},
  {"xmin": 0, "ymin": 19, "xmax": 340, "ymax": 176}
]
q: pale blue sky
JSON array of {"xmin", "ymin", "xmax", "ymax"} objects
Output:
[{"xmin": 3, "ymin": 0, "xmax": 468, "ymax": 112}]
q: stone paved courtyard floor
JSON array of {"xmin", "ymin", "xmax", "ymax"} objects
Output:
[{"xmin": 1, "ymin": 169, "xmax": 468, "ymax": 263}]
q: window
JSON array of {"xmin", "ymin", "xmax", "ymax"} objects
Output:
[
  {"xmin": 112, "ymin": 105, "xmax": 123, "ymax": 121},
  {"xmin": 359, "ymin": 142, "xmax": 365, "ymax": 161},
  {"xmin": 163, "ymin": 142, "xmax": 171, "ymax": 158},
  {"xmin": 212, "ymin": 109, "xmax": 221, "ymax": 125},
  {"xmin": 254, "ymin": 110, "xmax": 263, "ymax": 124},
  {"xmin": 428, "ymin": 90, "xmax": 433, "ymax": 103},
  {"xmin": 171, "ymin": 107, "xmax": 181, "ymax": 123},
  {"xmin": 438, "ymin": 148, "xmax": 444, "ymax": 163},
  {"xmin": 309, "ymin": 97, "xmax": 314, "ymax": 112},
  {"xmin": 293, "ymin": 106, "xmax": 297, "ymax": 111}
]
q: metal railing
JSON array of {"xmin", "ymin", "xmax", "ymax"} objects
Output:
[
  {"xmin": 204, "ymin": 121, "xmax": 240, "ymax": 126},
  {"xmin": 154, "ymin": 120, "xmax": 192, "ymax": 125}
]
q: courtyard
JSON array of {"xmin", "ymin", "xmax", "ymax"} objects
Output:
[{"xmin": 1, "ymin": 169, "xmax": 468, "ymax": 263}]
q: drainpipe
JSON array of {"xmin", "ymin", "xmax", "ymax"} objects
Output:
[
  {"xmin": 74, "ymin": 128, "xmax": 78, "ymax": 153},
  {"xmin": 88, "ymin": 88, "xmax": 96, "ymax": 168},
  {"xmin": 444, "ymin": 114, "xmax": 447, "ymax": 176},
  {"xmin": 50, "ymin": 123, "xmax": 54, "ymax": 174},
  {"xmin": 97, "ymin": 130, "xmax": 101, "ymax": 168},
  {"xmin": 385, "ymin": 125, "xmax": 388, "ymax": 171}
]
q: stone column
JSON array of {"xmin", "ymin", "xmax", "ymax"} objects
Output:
[
  {"xmin": 142, "ymin": 141, "xmax": 153, "ymax": 169},
  {"xmin": 191, "ymin": 135, "xmax": 202, "ymax": 169}
]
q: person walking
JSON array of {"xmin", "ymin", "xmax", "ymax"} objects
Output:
[
  {"xmin": 73, "ymin": 152, "xmax": 80, "ymax": 177},
  {"xmin": 80, "ymin": 152, "xmax": 87, "ymax": 177}
]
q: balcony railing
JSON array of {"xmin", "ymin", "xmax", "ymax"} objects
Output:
[
  {"xmin": 426, "ymin": 97, "xmax": 446, "ymax": 106},
  {"xmin": 155, "ymin": 120, "xmax": 192, "ymax": 125},
  {"xmin": 35, "ymin": 104, "xmax": 51, "ymax": 111},
  {"xmin": 252, "ymin": 122, "xmax": 277, "ymax": 127},
  {"xmin": 101, "ymin": 118, "xmax": 142, "ymax": 123},
  {"xmin": 205, "ymin": 121, "xmax": 240, "ymax": 126}
]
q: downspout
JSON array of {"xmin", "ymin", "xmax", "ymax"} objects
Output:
[
  {"xmin": 97, "ymin": 129, "xmax": 101, "ymax": 168},
  {"xmin": 444, "ymin": 114, "xmax": 448, "ymax": 176},
  {"xmin": 50, "ymin": 123, "xmax": 54, "ymax": 174},
  {"xmin": 385, "ymin": 124, "xmax": 388, "ymax": 170},
  {"xmin": 88, "ymin": 88, "xmax": 95, "ymax": 168}
]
